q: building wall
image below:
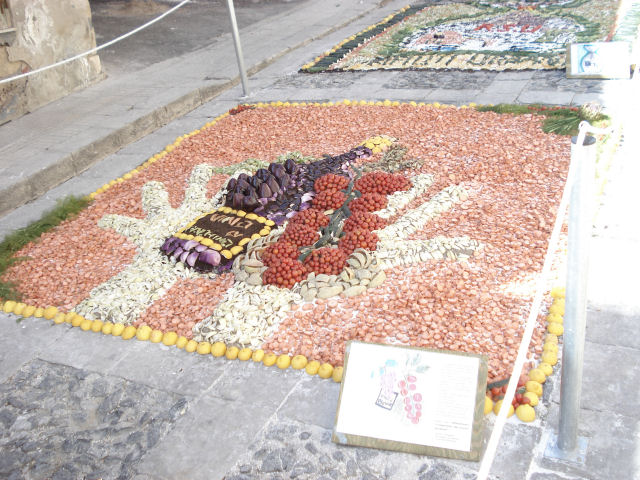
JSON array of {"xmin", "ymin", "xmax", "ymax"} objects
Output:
[{"xmin": 0, "ymin": 0, "xmax": 102, "ymax": 124}]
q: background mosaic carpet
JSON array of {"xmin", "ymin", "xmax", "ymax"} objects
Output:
[{"xmin": 302, "ymin": 0, "xmax": 640, "ymax": 72}]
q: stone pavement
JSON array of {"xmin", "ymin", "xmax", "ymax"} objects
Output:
[{"xmin": 1, "ymin": 1, "xmax": 639, "ymax": 478}]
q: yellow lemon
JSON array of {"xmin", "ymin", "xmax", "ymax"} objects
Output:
[
  {"xmin": 276, "ymin": 355, "xmax": 291, "ymax": 370},
  {"xmin": 263, "ymin": 353, "xmax": 277, "ymax": 366},
  {"xmin": 226, "ymin": 346, "xmax": 239, "ymax": 360},
  {"xmin": 211, "ymin": 342, "xmax": 226, "ymax": 357},
  {"xmin": 162, "ymin": 331, "xmax": 178, "ymax": 346},
  {"xmin": 238, "ymin": 348, "xmax": 252, "ymax": 361},
  {"xmin": 550, "ymin": 286, "xmax": 566, "ymax": 298},
  {"xmin": 102, "ymin": 322, "xmax": 114, "ymax": 335},
  {"xmin": 553, "ymin": 298, "xmax": 565, "ymax": 308},
  {"xmin": 2, "ymin": 300, "xmax": 16, "ymax": 313},
  {"xmin": 34, "ymin": 307, "xmax": 44, "ymax": 318},
  {"xmin": 549, "ymin": 304, "xmax": 564, "ymax": 316},
  {"xmin": 43, "ymin": 306, "xmax": 58, "ymax": 320},
  {"xmin": 13, "ymin": 302, "xmax": 26, "ymax": 316},
  {"xmin": 185, "ymin": 339, "xmax": 198, "ymax": 353},
  {"xmin": 538, "ymin": 362, "xmax": 553, "ymax": 376},
  {"xmin": 528, "ymin": 368, "xmax": 546, "ymax": 384},
  {"xmin": 523, "ymin": 391, "xmax": 539, "ymax": 406},
  {"xmin": 22, "ymin": 305, "xmax": 37, "ymax": 318},
  {"xmin": 150, "ymin": 330, "xmax": 163, "ymax": 343},
  {"xmin": 291, "ymin": 355, "xmax": 308, "ymax": 370},
  {"xmin": 484, "ymin": 395, "xmax": 494, "ymax": 415},
  {"xmin": 53, "ymin": 312, "xmax": 66, "ymax": 325},
  {"xmin": 121, "ymin": 325, "xmax": 137, "ymax": 340},
  {"xmin": 251, "ymin": 349, "xmax": 265, "ymax": 362},
  {"xmin": 332, "ymin": 366, "xmax": 344, "ymax": 383},
  {"xmin": 542, "ymin": 351, "xmax": 558, "ymax": 366},
  {"xmin": 80, "ymin": 319, "xmax": 93, "ymax": 331},
  {"xmin": 543, "ymin": 342, "xmax": 559, "ymax": 353},
  {"xmin": 91, "ymin": 320, "xmax": 104, "ymax": 332},
  {"xmin": 525, "ymin": 380, "xmax": 543, "ymax": 397},
  {"xmin": 111, "ymin": 323, "xmax": 125, "ymax": 336},
  {"xmin": 516, "ymin": 404, "xmax": 536, "ymax": 422},
  {"xmin": 545, "ymin": 333, "xmax": 558, "ymax": 344},
  {"xmin": 64, "ymin": 312, "xmax": 76, "ymax": 324},
  {"xmin": 71, "ymin": 315, "xmax": 84, "ymax": 327},
  {"xmin": 305, "ymin": 360, "xmax": 320, "ymax": 375},
  {"xmin": 547, "ymin": 313, "xmax": 563, "ymax": 324},
  {"xmin": 196, "ymin": 342, "xmax": 212, "ymax": 355},
  {"xmin": 176, "ymin": 336, "xmax": 189, "ymax": 349},
  {"xmin": 547, "ymin": 323, "xmax": 564, "ymax": 336},
  {"xmin": 318, "ymin": 363, "xmax": 334, "ymax": 379},
  {"xmin": 136, "ymin": 325, "xmax": 152, "ymax": 341},
  {"xmin": 493, "ymin": 400, "xmax": 514, "ymax": 417}
]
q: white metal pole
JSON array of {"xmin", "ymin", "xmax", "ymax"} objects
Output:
[
  {"xmin": 557, "ymin": 132, "xmax": 596, "ymax": 451},
  {"xmin": 225, "ymin": 0, "xmax": 250, "ymax": 97}
]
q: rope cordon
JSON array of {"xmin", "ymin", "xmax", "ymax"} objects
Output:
[{"xmin": 0, "ymin": 0, "xmax": 192, "ymax": 86}]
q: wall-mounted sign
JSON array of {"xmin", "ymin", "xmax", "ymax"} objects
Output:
[
  {"xmin": 333, "ymin": 341, "xmax": 488, "ymax": 461},
  {"xmin": 567, "ymin": 42, "xmax": 631, "ymax": 79}
]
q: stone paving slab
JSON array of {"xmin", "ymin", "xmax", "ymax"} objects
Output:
[
  {"xmin": 220, "ymin": 414, "xmax": 549, "ymax": 480},
  {"xmin": 0, "ymin": 359, "xmax": 188, "ymax": 480},
  {"xmin": 136, "ymin": 390, "xmax": 291, "ymax": 480},
  {"xmin": 535, "ymin": 405, "xmax": 640, "ymax": 480},
  {"xmin": 106, "ymin": 340, "xmax": 229, "ymax": 399},
  {"xmin": 0, "ymin": 316, "xmax": 67, "ymax": 384}
]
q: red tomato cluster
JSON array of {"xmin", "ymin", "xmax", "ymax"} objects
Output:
[
  {"xmin": 350, "ymin": 193, "xmax": 388, "ymax": 213},
  {"xmin": 314, "ymin": 173, "xmax": 350, "ymax": 193},
  {"xmin": 261, "ymin": 241, "xmax": 300, "ymax": 267},
  {"xmin": 303, "ymin": 247, "xmax": 348, "ymax": 276},
  {"xmin": 312, "ymin": 190, "xmax": 347, "ymax": 211},
  {"xmin": 338, "ymin": 229, "xmax": 379, "ymax": 255},
  {"xmin": 280, "ymin": 223, "xmax": 320, "ymax": 248},
  {"xmin": 262, "ymin": 257, "xmax": 308, "ymax": 289},
  {"xmin": 355, "ymin": 171, "xmax": 411, "ymax": 196},
  {"xmin": 487, "ymin": 375, "xmax": 532, "ymax": 409},
  {"xmin": 287, "ymin": 208, "xmax": 330, "ymax": 231},
  {"xmin": 343, "ymin": 211, "xmax": 386, "ymax": 233}
]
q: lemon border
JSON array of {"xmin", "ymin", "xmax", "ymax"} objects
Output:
[
  {"xmin": 2, "ymin": 299, "xmax": 343, "ymax": 382},
  {"xmin": 485, "ymin": 287, "xmax": 566, "ymax": 423}
]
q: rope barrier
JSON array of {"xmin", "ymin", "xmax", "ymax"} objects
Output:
[
  {"xmin": 477, "ymin": 122, "xmax": 615, "ymax": 479},
  {"xmin": 476, "ymin": 145, "xmax": 575, "ymax": 480},
  {"xmin": 0, "ymin": 0, "xmax": 192, "ymax": 86}
]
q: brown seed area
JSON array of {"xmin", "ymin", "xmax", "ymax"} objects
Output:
[{"xmin": 135, "ymin": 275, "xmax": 234, "ymax": 339}]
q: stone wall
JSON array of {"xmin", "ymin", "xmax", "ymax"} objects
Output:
[{"xmin": 0, "ymin": 0, "xmax": 102, "ymax": 124}]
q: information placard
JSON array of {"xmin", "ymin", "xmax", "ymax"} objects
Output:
[
  {"xmin": 567, "ymin": 42, "xmax": 631, "ymax": 79},
  {"xmin": 332, "ymin": 341, "xmax": 488, "ymax": 461}
]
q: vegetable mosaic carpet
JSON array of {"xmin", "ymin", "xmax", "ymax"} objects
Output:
[
  {"xmin": 2, "ymin": 101, "xmax": 573, "ymax": 407},
  {"xmin": 302, "ymin": 0, "xmax": 640, "ymax": 72}
]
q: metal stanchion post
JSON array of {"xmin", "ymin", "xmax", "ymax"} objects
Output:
[
  {"xmin": 559, "ymin": 133, "xmax": 596, "ymax": 448},
  {"xmin": 544, "ymin": 130, "xmax": 596, "ymax": 463},
  {"xmin": 225, "ymin": 0, "xmax": 250, "ymax": 98}
]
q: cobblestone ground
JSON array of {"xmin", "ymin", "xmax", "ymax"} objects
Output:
[
  {"xmin": 221, "ymin": 419, "xmax": 484, "ymax": 480},
  {"xmin": 0, "ymin": 359, "xmax": 188, "ymax": 480},
  {"xmin": 268, "ymin": 70, "xmax": 605, "ymax": 96}
]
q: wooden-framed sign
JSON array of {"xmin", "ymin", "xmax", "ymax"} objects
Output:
[
  {"xmin": 566, "ymin": 42, "xmax": 631, "ymax": 79},
  {"xmin": 332, "ymin": 341, "xmax": 488, "ymax": 461}
]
